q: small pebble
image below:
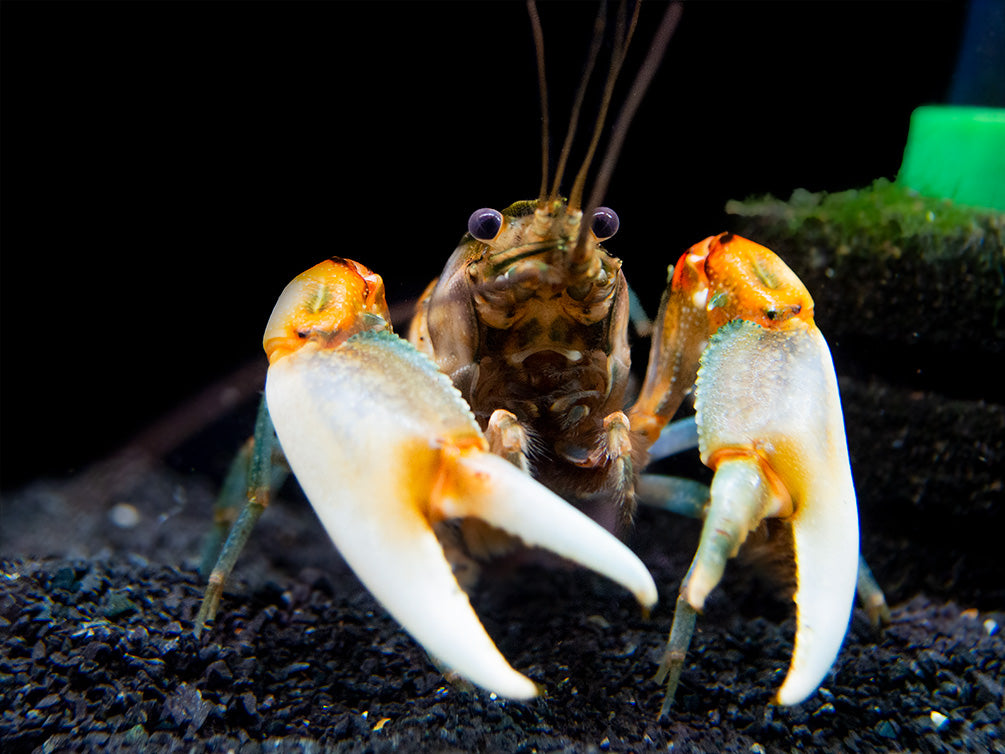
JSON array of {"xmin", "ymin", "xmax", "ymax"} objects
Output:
[
  {"xmin": 875, "ymin": 720, "xmax": 899, "ymax": 739},
  {"xmin": 109, "ymin": 503, "xmax": 141, "ymax": 529},
  {"xmin": 930, "ymin": 711, "xmax": 948, "ymax": 730},
  {"xmin": 984, "ymin": 619, "xmax": 998, "ymax": 636},
  {"xmin": 102, "ymin": 592, "xmax": 138, "ymax": 619}
]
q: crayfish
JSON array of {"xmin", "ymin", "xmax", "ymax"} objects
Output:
[{"xmin": 195, "ymin": 1, "xmax": 887, "ymax": 717}]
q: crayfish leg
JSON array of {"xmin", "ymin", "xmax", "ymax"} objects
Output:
[
  {"xmin": 486, "ymin": 408, "xmax": 533, "ymax": 473},
  {"xmin": 199, "ymin": 408, "xmax": 289, "ymax": 578},
  {"xmin": 195, "ymin": 395, "xmax": 280, "ymax": 635},
  {"xmin": 198, "ymin": 435, "xmax": 254, "ymax": 578},
  {"xmin": 856, "ymin": 555, "xmax": 892, "ymax": 628},
  {"xmin": 603, "ymin": 411, "xmax": 636, "ymax": 529},
  {"xmin": 628, "ymin": 254, "xmax": 709, "ymax": 447},
  {"xmin": 645, "ymin": 415, "xmax": 699, "ymax": 463},
  {"xmin": 654, "ymin": 593, "xmax": 698, "ymax": 719},
  {"xmin": 636, "ymin": 473, "xmax": 708, "ymax": 520}
]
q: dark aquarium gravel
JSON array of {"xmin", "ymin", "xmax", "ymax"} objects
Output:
[{"xmin": 2, "ymin": 372, "xmax": 1003, "ymax": 753}]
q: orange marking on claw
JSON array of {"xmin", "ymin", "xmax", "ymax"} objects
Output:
[
  {"xmin": 263, "ymin": 257, "xmax": 391, "ymax": 364},
  {"xmin": 688, "ymin": 233, "xmax": 815, "ymax": 333},
  {"xmin": 705, "ymin": 446, "xmax": 795, "ymax": 519}
]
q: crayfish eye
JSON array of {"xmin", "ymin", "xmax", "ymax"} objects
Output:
[
  {"xmin": 467, "ymin": 208, "xmax": 504, "ymax": 241},
  {"xmin": 591, "ymin": 206, "xmax": 620, "ymax": 241}
]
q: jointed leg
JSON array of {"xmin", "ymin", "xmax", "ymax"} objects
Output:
[
  {"xmin": 195, "ymin": 395, "xmax": 280, "ymax": 635},
  {"xmin": 856, "ymin": 555, "xmax": 892, "ymax": 628},
  {"xmin": 200, "ymin": 437, "xmax": 253, "ymax": 576},
  {"xmin": 654, "ymin": 594, "xmax": 697, "ymax": 719},
  {"xmin": 603, "ymin": 411, "xmax": 636, "ymax": 529},
  {"xmin": 645, "ymin": 415, "xmax": 699, "ymax": 463},
  {"xmin": 201, "ymin": 429, "xmax": 288, "ymax": 576},
  {"xmin": 486, "ymin": 409, "xmax": 532, "ymax": 473},
  {"xmin": 636, "ymin": 472, "xmax": 708, "ymax": 520}
]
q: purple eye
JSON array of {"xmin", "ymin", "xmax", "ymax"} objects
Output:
[
  {"xmin": 591, "ymin": 206, "xmax": 619, "ymax": 241},
  {"xmin": 467, "ymin": 208, "xmax": 504, "ymax": 241}
]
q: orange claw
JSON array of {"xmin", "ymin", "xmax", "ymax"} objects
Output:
[
  {"xmin": 634, "ymin": 232, "xmax": 860, "ymax": 709},
  {"xmin": 699, "ymin": 232, "xmax": 815, "ymax": 333},
  {"xmin": 263, "ymin": 257, "xmax": 391, "ymax": 364},
  {"xmin": 630, "ymin": 233, "xmax": 817, "ymax": 444}
]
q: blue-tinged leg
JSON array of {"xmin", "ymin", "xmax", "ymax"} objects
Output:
[{"xmin": 195, "ymin": 395, "xmax": 279, "ymax": 634}]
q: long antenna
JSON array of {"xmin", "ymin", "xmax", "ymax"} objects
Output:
[
  {"xmin": 574, "ymin": 1, "xmax": 683, "ymax": 259},
  {"xmin": 527, "ymin": 1, "xmax": 550, "ymax": 203},
  {"xmin": 567, "ymin": 0, "xmax": 642, "ymax": 212},
  {"xmin": 582, "ymin": 2, "xmax": 683, "ymax": 221},
  {"xmin": 548, "ymin": 2, "xmax": 608, "ymax": 203}
]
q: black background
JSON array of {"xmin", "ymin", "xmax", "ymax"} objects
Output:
[{"xmin": 1, "ymin": 2, "xmax": 966, "ymax": 489}]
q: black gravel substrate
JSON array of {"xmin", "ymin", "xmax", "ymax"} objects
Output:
[
  {"xmin": 2, "ymin": 372, "xmax": 1003, "ymax": 753},
  {"xmin": 0, "ymin": 549, "xmax": 1001, "ymax": 753}
]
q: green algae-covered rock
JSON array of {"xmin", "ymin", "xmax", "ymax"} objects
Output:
[{"xmin": 726, "ymin": 179, "xmax": 1005, "ymax": 354}]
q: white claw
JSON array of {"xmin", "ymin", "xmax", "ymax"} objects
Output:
[
  {"xmin": 441, "ymin": 451, "xmax": 658, "ymax": 611},
  {"xmin": 696, "ymin": 319, "xmax": 859, "ymax": 705},
  {"xmin": 775, "ymin": 328, "xmax": 858, "ymax": 705},
  {"xmin": 265, "ymin": 331, "xmax": 656, "ymax": 699}
]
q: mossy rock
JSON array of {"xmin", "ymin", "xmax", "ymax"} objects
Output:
[{"xmin": 726, "ymin": 179, "xmax": 1005, "ymax": 355}]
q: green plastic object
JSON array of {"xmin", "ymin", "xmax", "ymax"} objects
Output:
[{"xmin": 896, "ymin": 105, "xmax": 1005, "ymax": 211}]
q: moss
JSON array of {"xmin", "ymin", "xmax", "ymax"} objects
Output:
[
  {"xmin": 728, "ymin": 179, "xmax": 996, "ymax": 244},
  {"xmin": 725, "ymin": 179, "xmax": 1005, "ymax": 354}
]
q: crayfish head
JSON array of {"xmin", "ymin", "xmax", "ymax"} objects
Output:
[
  {"xmin": 463, "ymin": 198, "xmax": 622, "ymax": 330},
  {"xmin": 263, "ymin": 257, "xmax": 391, "ymax": 365}
]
